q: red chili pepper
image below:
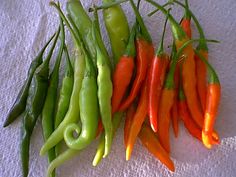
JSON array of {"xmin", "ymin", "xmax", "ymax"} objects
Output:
[
  {"xmin": 126, "ymin": 78, "xmax": 148, "ymax": 160},
  {"xmin": 147, "ymin": 15, "xmax": 170, "ymax": 132},
  {"xmin": 124, "ymin": 103, "xmax": 136, "ymax": 148},
  {"xmin": 195, "ymin": 50, "xmax": 221, "ymax": 149},
  {"xmin": 118, "ymin": 0, "xmax": 154, "ymax": 112},
  {"xmin": 111, "ymin": 25, "xmax": 136, "ymax": 114},
  {"xmin": 139, "ymin": 123, "xmax": 175, "ymax": 172}
]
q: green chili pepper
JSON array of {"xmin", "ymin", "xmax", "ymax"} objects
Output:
[
  {"xmin": 102, "ymin": 0, "xmax": 130, "ymax": 66},
  {"xmin": 47, "ymin": 149, "xmax": 80, "ymax": 177},
  {"xmin": 93, "ymin": 112, "xmax": 123, "ymax": 166},
  {"xmin": 41, "ymin": 17, "xmax": 65, "ymax": 177},
  {"xmin": 66, "ymin": 0, "xmax": 111, "ymax": 69},
  {"xmin": 21, "ymin": 28, "xmax": 60, "ymax": 177},
  {"xmin": 3, "ymin": 34, "xmax": 55, "ymax": 127},
  {"xmin": 54, "ymin": 46, "xmax": 74, "ymax": 156},
  {"xmin": 93, "ymin": 19, "xmax": 113, "ymax": 157},
  {"xmin": 54, "ymin": 45, "xmax": 74, "ymax": 129}
]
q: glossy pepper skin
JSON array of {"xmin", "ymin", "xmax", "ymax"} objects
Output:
[
  {"xmin": 67, "ymin": 0, "xmax": 111, "ymax": 69},
  {"xmin": 41, "ymin": 3, "xmax": 86, "ymax": 155},
  {"xmin": 21, "ymin": 28, "xmax": 60, "ymax": 177},
  {"xmin": 41, "ymin": 17, "xmax": 65, "ymax": 177},
  {"xmin": 3, "ymin": 34, "xmax": 55, "ymax": 127},
  {"xmin": 102, "ymin": 0, "xmax": 130, "ymax": 66},
  {"xmin": 139, "ymin": 123, "xmax": 175, "ymax": 172}
]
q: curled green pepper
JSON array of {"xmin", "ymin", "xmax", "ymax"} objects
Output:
[{"xmin": 63, "ymin": 14, "xmax": 99, "ymax": 151}]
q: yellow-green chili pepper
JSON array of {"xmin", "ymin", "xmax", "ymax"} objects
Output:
[{"xmin": 93, "ymin": 19, "xmax": 113, "ymax": 157}]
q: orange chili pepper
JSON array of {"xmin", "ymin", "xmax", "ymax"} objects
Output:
[
  {"xmin": 157, "ymin": 44, "xmax": 178, "ymax": 153},
  {"xmin": 126, "ymin": 78, "xmax": 148, "ymax": 160},
  {"xmin": 124, "ymin": 103, "xmax": 136, "ymax": 148},
  {"xmin": 139, "ymin": 123, "xmax": 175, "ymax": 172},
  {"xmin": 195, "ymin": 51, "xmax": 208, "ymax": 111},
  {"xmin": 195, "ymin": 50, "xmax": 221, "ymax": 149},
  {"xmin": 158, "ymin": 89, "xmax": 175, "ymax": 153},
  {"xmin": 171, "ymin": 100, "xmax": 179, "ymax": 138}
]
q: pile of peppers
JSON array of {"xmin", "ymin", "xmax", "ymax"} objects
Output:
[{"xmin": 3, "ymin": 0, "xmax": 222, "ymax": 176}]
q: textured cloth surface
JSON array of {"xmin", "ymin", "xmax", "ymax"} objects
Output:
[{"xmin": 1, "ymin": 0, "xmax": 236, "ymax": 177}]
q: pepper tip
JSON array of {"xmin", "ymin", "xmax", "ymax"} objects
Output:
[{"xmin": 150, "ymin": 124, "xmax": 158, "ymax": 133}]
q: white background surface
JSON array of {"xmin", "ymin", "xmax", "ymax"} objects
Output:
[{"xmin": 1, "ymin": 0, "xmax": 236, "ymax": 177}]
